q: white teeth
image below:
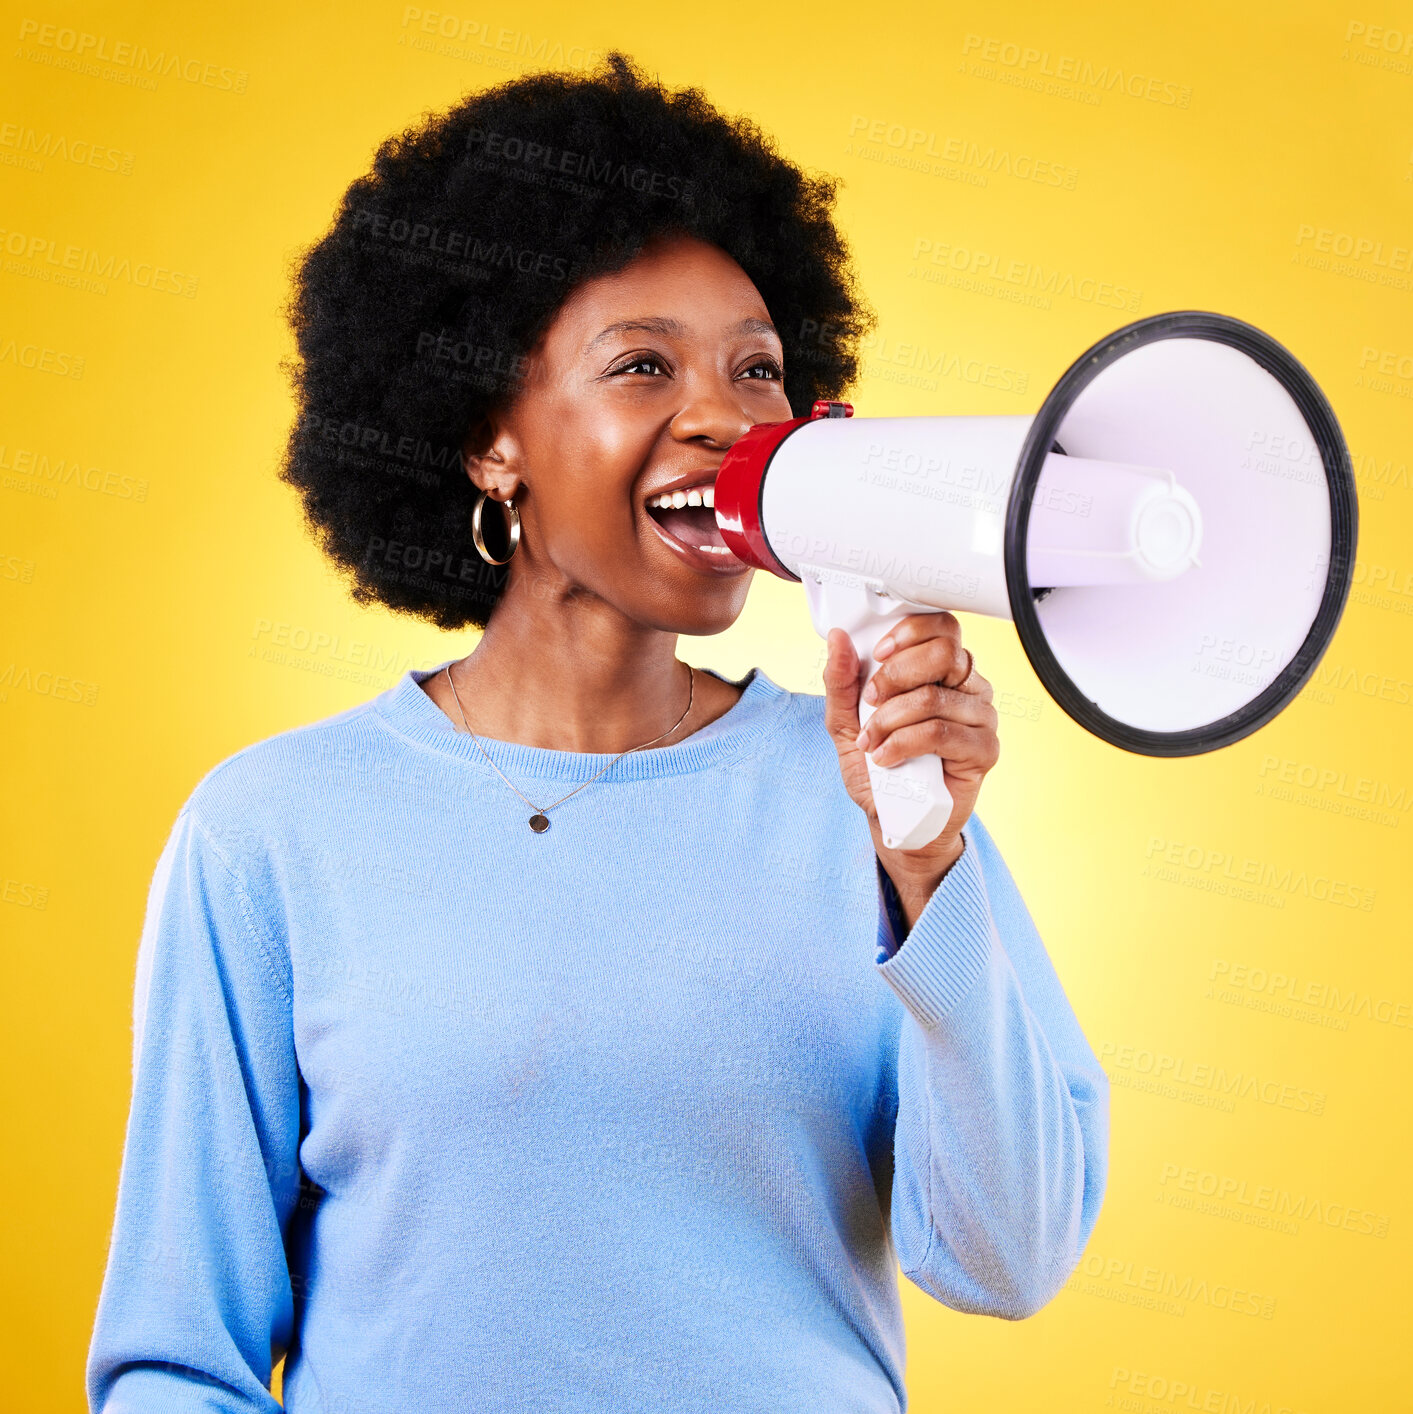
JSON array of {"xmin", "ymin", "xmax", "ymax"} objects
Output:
[{"xmin": 648, "ymin": 484, "xmax": 716, "ymax": 510}]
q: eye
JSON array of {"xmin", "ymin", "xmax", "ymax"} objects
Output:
[
  {"xmin": 739, "ymin": 358, "xmax": 784, "ymax": 381},
  {"xmin": 610, "ymin": 353, "xmax": 668, "ymax": 377}
]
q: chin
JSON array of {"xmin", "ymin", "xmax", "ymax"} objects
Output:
[{"xmin": 640, "ymin": 576, "xmax": 753, "ymax": 638}]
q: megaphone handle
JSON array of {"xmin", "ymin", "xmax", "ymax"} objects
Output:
[{"xmin": 800, "ymin": 570, "xmax": 955, "ymax": 852}]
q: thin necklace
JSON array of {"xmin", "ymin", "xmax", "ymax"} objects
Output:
[{"xmin": 444, "ymin": 661, "xmax": 696, "ymax": 833}]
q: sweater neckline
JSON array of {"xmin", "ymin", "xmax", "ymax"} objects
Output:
[{"xmin": 372, "ymin": 659, "xmax": 792, "ymax": 781}]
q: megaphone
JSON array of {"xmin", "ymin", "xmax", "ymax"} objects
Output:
[{"xmin": 715, "ymin": 311, "xmax": 1358, "ymax": 850}]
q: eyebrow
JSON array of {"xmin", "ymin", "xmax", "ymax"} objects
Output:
[{"xmin": 583, "ymin": 315, "xmax": 780, "ymax": 356}]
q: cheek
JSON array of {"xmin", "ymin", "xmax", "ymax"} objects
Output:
[
  {"xmin": 533, "ymin": 406, "xmax": 656, "ymax": 535},
  {"xmin": 579, "ymin": 411, "xmax": 657, "ymax": 483}
]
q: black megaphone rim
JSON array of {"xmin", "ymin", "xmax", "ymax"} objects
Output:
[{"xmin": 1004, "ymin": 309, "xmax": 1358, "ymax": 757}]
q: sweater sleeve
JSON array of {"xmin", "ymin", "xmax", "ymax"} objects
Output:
[
  {"xmin": 873, "ymin": 814, "xmax": 1109, "ymax": 1320},
  {"xmin": 86, "ymin": 805, "xmax": 302, "ymax": 1412}
]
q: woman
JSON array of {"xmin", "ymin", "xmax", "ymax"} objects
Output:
[{"xmin": 87, "ymin": 52, "xmax": 1107, "ymax": 1413}]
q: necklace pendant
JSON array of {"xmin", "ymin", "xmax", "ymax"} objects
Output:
[{"xmin": 528, "ymin": 813, "xmax": 550, "ymax": 833}]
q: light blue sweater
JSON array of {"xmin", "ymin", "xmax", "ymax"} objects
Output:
[{"xmin": 87, "ymin": 662, "xmax": 1108, "ymax": 1413}]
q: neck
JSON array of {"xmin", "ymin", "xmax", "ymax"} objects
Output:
[{"xmin": 438, "ymin": 582, "xmax": 703, "ymax": 755}]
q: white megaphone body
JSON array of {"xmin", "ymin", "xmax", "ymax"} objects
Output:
[{"xmin": 714, "ymin": 312, "xmax": 1358, "ymax": 851}]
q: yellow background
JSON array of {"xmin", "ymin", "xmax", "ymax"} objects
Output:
[{"xmin": 3, "ymin": 1, "xmax": 1410, "ymax": 1408}]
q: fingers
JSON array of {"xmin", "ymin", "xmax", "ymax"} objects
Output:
[
  {"xmin": 859, "ymin": 613, "xmax": 998, "ymax": 772},
  {"xmin": 857, "ymin": 681, "xmax": 999, "ymax": 756},
  {"xmin": 868, "ymin": 718, "xmax": 1001, "ymax": 772},
  {"xmin": 866, "ymin": 613, "xmax": 993, "ymax": 707},
  {"xmin": 820, "ymin": 627, "xmax": 864, "ymax": 746}
]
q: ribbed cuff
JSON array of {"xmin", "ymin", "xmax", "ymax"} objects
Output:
[{"xmin": 874, "ymin": 830, "xmax": 996, "ymax": 1027}]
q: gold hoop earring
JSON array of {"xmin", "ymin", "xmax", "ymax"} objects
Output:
[{"xmin": 471, "ymin": 489, "xmax": 521, "ymax": 566}]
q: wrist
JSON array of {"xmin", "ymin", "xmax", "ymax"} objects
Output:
[{"xmin": 880, "ymin": 834, "xmax": 966, "ymax": 934}]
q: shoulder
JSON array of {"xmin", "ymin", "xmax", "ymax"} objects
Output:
[
  {"xmin": 734, "ymin": 675, "xmax": 855, "ymax": 811},
  {"xmin": 740, "ymin": 674, "xmax": 837, "ymax": 755},
  {"xmin": 747, "ymin": 672, "xmax": 1001, "ymax": 846},
  {"xmin": 744, "ymin": 670, "xmax": 829, "ymax": 733},
  {"xmin": 178, "ymin": 687, "xmax": 399, "ymax": 858}
]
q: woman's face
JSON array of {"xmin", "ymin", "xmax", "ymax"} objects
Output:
[{"xmin": 466, "ymin": 232, "xmax": 794, "ymax": 635}]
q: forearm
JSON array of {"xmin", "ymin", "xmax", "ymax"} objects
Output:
[
  {"xmin": 873, "ymin": 819, "xmax": 1109, "ymax": 1318},
  {"xmin": 88, "ymin": 808, "xmax": 301, "ymax": 1412}
]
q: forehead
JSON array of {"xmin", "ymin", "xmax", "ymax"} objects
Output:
[{"xmin": 544, "ymin": 235, "xmax": 777, "ymax": 355}]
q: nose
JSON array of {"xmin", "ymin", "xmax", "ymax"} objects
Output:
[{"xmin": 668, "ymin": 378, "xmax": 754, "ymax": 449}]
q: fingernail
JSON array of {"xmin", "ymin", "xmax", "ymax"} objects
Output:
[
  {"xmin": 863, "ymin": 680, "xmax": 877, "ymax": 703},
  {"xmin": 875, "ymin": 636, "xmax": 894, "ymax": 659},
  {"xmin": 854, "ymin": 726, "xmax": 868, "ymax": 749}
]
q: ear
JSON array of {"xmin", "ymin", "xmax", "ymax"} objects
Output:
[{"xmin": 461, "ymin": 412, "xmax": 524, "ymax": 499}]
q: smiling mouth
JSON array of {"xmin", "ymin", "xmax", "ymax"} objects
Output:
[{"xmin": 645, "ymin": 483, "xmax": 734, "ymax": 557}]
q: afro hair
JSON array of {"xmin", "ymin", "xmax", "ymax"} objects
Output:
[{"xmin": 278, "ymin": 50, "xmax": 874, "ymax": 630}]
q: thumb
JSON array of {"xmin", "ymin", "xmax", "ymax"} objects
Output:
[{"xmin": 821, "ymin": 627, "xmax": 863, "ymax": 748}]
